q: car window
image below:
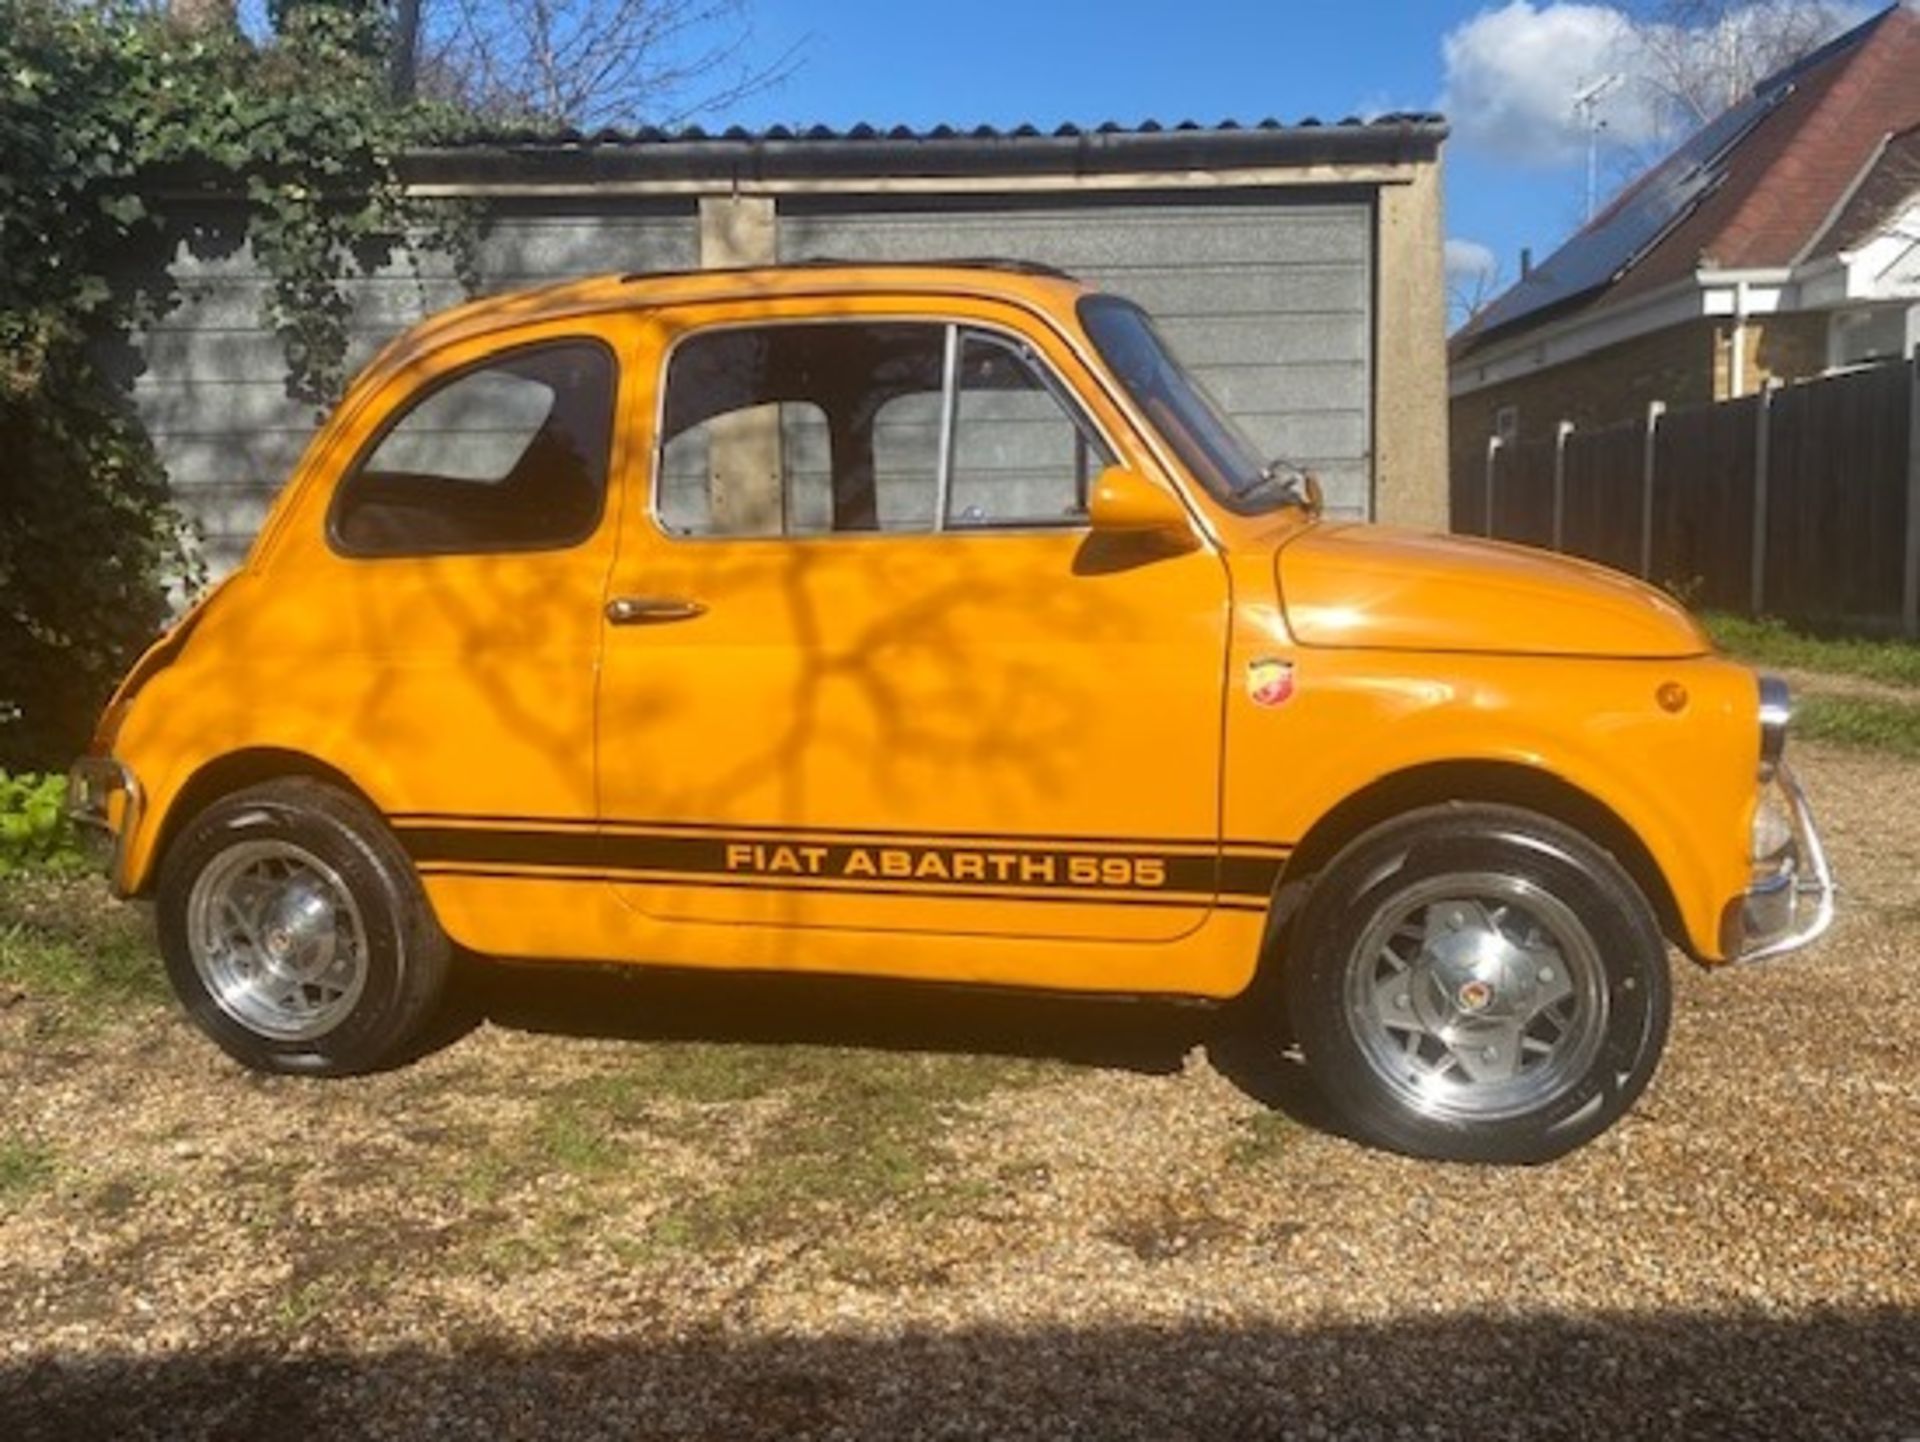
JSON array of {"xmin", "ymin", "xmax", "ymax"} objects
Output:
[
  {"xmin": 332, "ymin": 340, "xmax": 615, "ymax": 558},
  {"xmin": 656, "ymin": 320, "xmax": 1108, "ymax": 538},
  {"xmin": 660, "ymin": 400, "xmax": 836, "ymax": 537},
  {"xmin": 947, "ymin": 332, "xmax": 1107, "ymax": 528}
]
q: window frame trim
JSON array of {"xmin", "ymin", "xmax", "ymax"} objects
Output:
[
  {"xmin": 647, "ymin": 312, "xmax": 1122, "ymax": 544},
  {"xmin": 326, "ymin": 334, "xmax": 622, "ymax": 562}
]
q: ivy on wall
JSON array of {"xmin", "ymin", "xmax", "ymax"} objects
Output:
[{"xmin": 0, "ymin": 0, "xmax": 474, "ymax": 770}]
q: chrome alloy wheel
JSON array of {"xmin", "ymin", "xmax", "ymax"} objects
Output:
[
  {"xmin": 1344, "ymin": 872, "xmax": 1609, "ymax": 1122},
  {"xmin": 185, "ymin": 839, "xmax": 369, "ymax": 1041}
]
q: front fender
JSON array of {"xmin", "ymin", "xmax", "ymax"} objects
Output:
[{"xmin": 1223, "ymin": 647, "xmax": 1759, "ymax": 960}]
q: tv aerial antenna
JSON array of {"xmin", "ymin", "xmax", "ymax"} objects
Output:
[{"xmin": 1573, "ymin": 73, "xmax": 1625, "ymax": 221}]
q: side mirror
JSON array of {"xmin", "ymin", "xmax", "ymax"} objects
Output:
[{"xmin": 1087, "ymin": 466, "xmax": 1192, "ymax": 536}]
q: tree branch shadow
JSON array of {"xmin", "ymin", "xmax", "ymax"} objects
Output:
[{"xmin": 5, "ymin": 1307, "xmax": 1914, "ymax": 1441}]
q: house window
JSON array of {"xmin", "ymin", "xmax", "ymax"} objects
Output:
[
  {"xmin": 1828, "ymin": 305, "xmax": 1913, "ymax": 370},
  {"xmin": 1492, "ymin": 405, "xmax": 1520, "ymax": 445}
]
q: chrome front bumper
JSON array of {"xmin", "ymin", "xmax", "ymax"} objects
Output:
[
  {"xmin": 66, "ymin": 756, "xmax": 142, "ymax": 895},
  {"xmin": 1735, "ymin": 761, "xmax": 1835, "ymax": 961}
]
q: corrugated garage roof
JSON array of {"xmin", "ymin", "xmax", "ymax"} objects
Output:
[
  {"xmin": 399, "ymin": 115, "xmax": 1449, "ymax": 188},
  {"xmin": 429, "ymin": 114, "xmax": 1448, "ymax": 146}
]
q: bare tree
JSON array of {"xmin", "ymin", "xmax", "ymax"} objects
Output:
[
  {"xmin": 1583, "ymin": 1, "xmax": 1855, "ymax": 198},
  {"xmin": 1624, "ymin": 0, "xmax": 1853, "ymax": 134},
  {"xmin": 1449, "ymin": 260, "xmax": 1508, "ymax": 332},
  {"xmin": 403, "ymin": 0, "xmax": 800, "ymax": 129}
]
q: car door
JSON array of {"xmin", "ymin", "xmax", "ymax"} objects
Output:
[
  {"xmin": 594, "ymin": 295, "xmax": 1234, "ymax": 945},
  {"xmin": 267, "ymin": 321, "xmax": 627, "ymax": 943}
]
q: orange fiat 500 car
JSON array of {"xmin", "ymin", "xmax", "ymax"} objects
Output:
[{"xmin": 70, "ymin": 261, "xmax": 1833, "ymax": 1162}]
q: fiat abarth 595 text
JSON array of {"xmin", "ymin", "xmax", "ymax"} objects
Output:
[{"xmin": 69, "ymin": 261, "xmax": 1833, "ymax": 1163}]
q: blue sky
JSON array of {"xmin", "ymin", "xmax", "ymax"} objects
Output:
[{"xmin": 711, "ymin": 0, "xmax": 1648, "ymax": 322}]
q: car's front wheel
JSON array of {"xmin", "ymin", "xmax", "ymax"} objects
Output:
[
  {"xmin": 156, "ymin": 778, "xmax": 450, "ymax": 1075},
  {"xmin": 1286, "ymin": 804, "xmax": 1671, "ymax": 1164}
]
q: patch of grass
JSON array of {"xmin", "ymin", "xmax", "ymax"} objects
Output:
[
  {"xmin": 1795, "ymin": 694, "xmax": 1920, "ymax": 760},
  {"xmin": 0, "ymin": 875, "xmax": 165, "ymax": 1027},
  {"xmin": 481, "ymin": 1046, "xmax": 810, "ymax": 1193},
  {"xmin": 439, "ymin": 1043, "xmax": 1063, "ymax": 1276},
  {"xmin": 0, "ymin": 1135, "xmax": 56, "ymax": 1205},
  {"xmin": 1227, "ymin": 1110, "xmax": 1297, "ymax": 1167},
  {"xmin": 274, "ymin": 1278, "xmax": 336, "ymax": 1331},
  {"xmin": 564, "ymin": 1043, "xmax": 802, "ymax": 1110},
  {"xmin": 652, "ymin": 1048, "xmax": 1057, "ymax": 1252},
  {"xmin": 455, "ymin": 1151, "xmax": 518, "ymax": 1207},
  {"xmin": 1705, "ymin": 614, "xmax": 1920, "ymax": 690},
  {"xmin": 533, "ymin": 1105, "xmax": 625, "ymax": 1178},
  {"xmin": 470, "ymin": 1206, "xmax": 598, "ymax": 1280}
]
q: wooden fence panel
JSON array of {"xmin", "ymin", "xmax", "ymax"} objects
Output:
[
  {"xmin": 1560, "ymin": 420, "xmax": 1645, "ymax": 574},
  {"xmin": 1489, "ymin": 436, "xmax": 1556, "ymax": 548},
  {"xmin": 1648, "ymin": 396, "xmax": 1759, "ymax": 612},
  {"xmin": 1450, "ymin": 356, "xmax": 1916, "ymax": 630},
  {"xmin": 1450, "ymin": 443, "xmax": 1489, "ymax": 536},
  {"xmin": 1763, "ymin": 361, "xmax": 1911, "ymax": 624}
]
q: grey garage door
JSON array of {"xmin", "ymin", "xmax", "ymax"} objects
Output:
[{"xmin": 779, "ymin": 194, "xmax": 1375, "ymax": 519}]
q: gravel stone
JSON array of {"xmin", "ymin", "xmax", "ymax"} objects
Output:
[{"xmin": 1, "ymin": 743, "xmax": 1915, "ymax": 1439}]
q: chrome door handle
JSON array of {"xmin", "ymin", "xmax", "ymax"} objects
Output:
[{"xmin": 605, "ymin": 595, "xmax": 706, "ymax": 625}]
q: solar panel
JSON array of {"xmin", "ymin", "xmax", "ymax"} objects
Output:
[
  {"xmin": 1469, "ymin": 83, "xmax": 1790, "ymax": 336},
  {"xmin": 1463, "ymin": 7, "xmax": 1894, "ymax": 339}
]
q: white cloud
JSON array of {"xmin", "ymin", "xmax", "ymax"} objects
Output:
[
  {"xmin": 1445, "ymin": 238, "xmax": 1500, "ymax": 281},
  {"xmin": 1441, "ymin": 3, "xmax": 1661, "ymax": 167},
  {"xmin": 1440, "ymin": 1, "xmax": 1868, "ymax": 170}
]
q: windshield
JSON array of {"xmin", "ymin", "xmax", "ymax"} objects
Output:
[{"xmin": 1078, "ymin": 294, "xmax": 1288, "ymax": 513}]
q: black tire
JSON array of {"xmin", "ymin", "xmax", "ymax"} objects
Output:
[
  {"xmin": 155, "ymin": 778, "xmax": 450, "ymax": 1076},
  {"xmin": 1285, "ymin": 804, "xmax": 1670, "ymax": 1164}
]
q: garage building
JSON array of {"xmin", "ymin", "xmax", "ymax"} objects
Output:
[{"xmin": 137, "ymin": 118, "xmax": 1449, "ymax": 570}]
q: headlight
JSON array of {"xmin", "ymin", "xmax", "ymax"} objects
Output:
[{"xmin": 1758, "ymin": 675, "xmax": 1791, "ymax": 780}]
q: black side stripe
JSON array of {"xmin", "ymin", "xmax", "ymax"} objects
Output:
[
  {"xmin": 396, "ymin": 824, "xmax": 1288, "ymax": 902},
  {"xmin": 416, "ymin": 863, "xmax": 1272, "ymax": 912},
  {"xmin": 386, "ymin": 811, "xmax": 1292, "ymax": 858}
]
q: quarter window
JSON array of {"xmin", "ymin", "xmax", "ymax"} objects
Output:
[
  {"xmin": 948, "ymin": 332, "xmax": 1103, "ymax": 527},
  {"xmin": 332, "ymin": 340, "xmax": 615, "ymax": 557},
  {"xmin": 656, "ymin": 321, "xmax": 1111, "ymax": 538}
]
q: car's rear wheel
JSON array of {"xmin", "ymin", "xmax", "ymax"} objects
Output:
[
  {"xmin": 1286, "ymin": 804, "xmax": 1670, "ymax": 1164},
  {"xmin": 156, "ymin": 778, "xmax": 449, "ymax": 1075}
]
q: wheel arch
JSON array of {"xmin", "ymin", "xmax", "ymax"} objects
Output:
[
  {"xmin": 1259, "ymin": 759, "xmax": 1686, "ymax": 973},
  {"xmin": 135, "ymin": 748, "xmax": 384, "ymax": 898}
]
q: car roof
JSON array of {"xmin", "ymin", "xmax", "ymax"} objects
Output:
[{"xmin": 355, "ymin": 260, "xmax": 1095, "ymax": 397}]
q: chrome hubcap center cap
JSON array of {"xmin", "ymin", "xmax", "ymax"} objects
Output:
[
  {"xmin": 1418, "ymin": 922, "xmax": 1538, "ymax": 1028},
  {"xmin": 259, "ymin": 880, "xmax": 339, "ymax": 981}
]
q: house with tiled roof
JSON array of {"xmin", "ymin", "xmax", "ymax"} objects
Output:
[{"xmin": 1450, "ymin": 0, "xmax": 1920, "ymax": 459}]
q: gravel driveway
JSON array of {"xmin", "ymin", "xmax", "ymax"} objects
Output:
[{"xmin": 2, "ymin": 742, "xmax": 1915, "ymax": 1440}]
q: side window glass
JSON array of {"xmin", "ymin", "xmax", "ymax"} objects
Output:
[
  {"xmin": 658, "ymin": 324, "xmax": 945, "ymax": 537},
  {"xmin": 870, "ymin": 387, "xmax": 943, "ymax": 532},
  {"xmin": 948, "ymin": 334, "xmax": 1112, "ymax": 528},
  {"xmin": 660, "ymin": 400, "xmax": 833, "ymax": 538},
  {"xmin": 654, "ymin": 321, "xmax": 1110, "ymax": 538},
  {"xmin": 333, "ymin": 341, "xmax": 614, "ymax": 557}
]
